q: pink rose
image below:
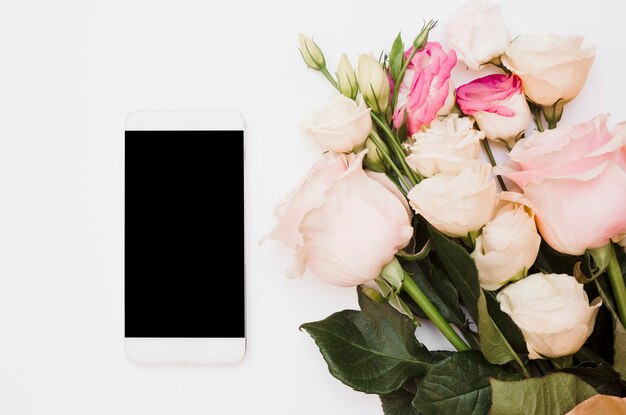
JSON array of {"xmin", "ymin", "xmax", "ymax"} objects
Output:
[
  {"xmin": 264, "ymin": 151, "xmax": 413, "ymax": 286},
  {"xmin": 392, "ymin": 42, "xmax": 457, "ymax": 136},
  {"xmin": 495, "ymin": 115, "xmax": 626, "ymax": 255},
  {"xmin": 456, "ymin": 74, "xmax": 531, "ymax": 146}
]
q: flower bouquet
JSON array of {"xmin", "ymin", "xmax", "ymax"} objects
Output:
[{"xmin": 264, "ymin": 2, "xmax": 626, "ymax": 414}]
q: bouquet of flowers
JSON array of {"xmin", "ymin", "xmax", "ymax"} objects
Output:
[{"xmin": 264, "ymin": 2, "xmax": 626, "ymax": 414}]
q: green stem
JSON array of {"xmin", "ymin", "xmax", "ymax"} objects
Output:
[
  {"xmin": 401, "ymin": 276, "xmax": 470, "ymax": 351},
  {"xmin": 320, "ymin": 66, "xmax": 339, "ymax": 90},
  {"xmin": 481, "ymin": 139, "xmax": 507, "ymax": 192},
  {"xmin": 371, "ymin": 112, "xmax": 421, "ymax": 185},
  {"xmin": 531, "ymin": 105, "xmax": 545, "ymax": 132},
  {"xmin": 607, "ymin": 243, "xmax": 626, "ymax": 327},
  {"xmin": 368, "ymin": 132, "xmax": 411, "ymax": 194}
]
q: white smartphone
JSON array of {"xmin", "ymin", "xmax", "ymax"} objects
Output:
[{"xmin": 124, "ymin": 110, "xmax": 246, "ymax": 364}]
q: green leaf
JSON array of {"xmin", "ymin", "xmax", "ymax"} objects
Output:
[
  {"xmin": 477, "ymin": 290, "xmax": 518, "ymax": 365},
  {"xmin": 389, "ymin": 32, "xmax": 404, "ymax": 81},
  {"xmin": 614, "ymin": 320, "xmax": 626, "ymax": 380},
  {"xmin": 401, "ymin": 259, "xmax": 466, "ymax": 328},
  {"xmin": 484, "ymin": 291, "xmax": 526, "ymax": 353},
  {"xmin": 489, "ymin": 373, "xmax": 597, "ymax": 415},
  {"xmin": 560, "ymin": 362, "xmax": 626, "ymax": 396},
  {"xmin": 381, "ymin": 383, "xmax": 418, "ymax": 415},
  {"xmin": 412, "ymin": 351, "xmax": 517, "ymax": 415},
  {"xmin": 427, "ymin": 226, "xmax": 520, "ymax": 365},
  {"xmin": 427, "ymin": 226, "xmax": 479, "ymax": 320},
  {"xmin": 300, "ymin": 290, "xmax": 439, "ymax": 394}
]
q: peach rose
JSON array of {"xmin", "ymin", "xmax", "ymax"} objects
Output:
[
  {"xmin": 496, "ymin": 114, "xmax": 626, "ymax": 255},
  {"xmin": 264, "ymin": 151, "xmax": 413, "ymax": 286}
]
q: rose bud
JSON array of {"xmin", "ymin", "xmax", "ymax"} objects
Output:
[
  {"xmin": 298, "ymin": 33, "xmax": 326, "ymax": 71},
  {"xmin": 471, "ymin": 203, "xmax": 541, "ymax": 291},
  {"xmin": 357, "ymin": 53, "xmax": 391, "ymax": 115},
  {"xmin": 336, "ymin": 54, "xmax": 358, "ymax": 100}
]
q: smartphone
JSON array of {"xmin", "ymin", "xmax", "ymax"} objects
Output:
[{"xmin": 124, "ymin": 110, "xmax": 245, "ymax": 364}]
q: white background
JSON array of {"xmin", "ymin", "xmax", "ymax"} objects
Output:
[{"xmin": 1, "ymin": 0, "xmax": 625, "ymax": 414}]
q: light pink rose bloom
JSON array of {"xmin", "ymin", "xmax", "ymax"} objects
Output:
[
  {"xmin": 264, "ymin": 151, "xmax": 413, "ymax": 287},
  {"xmin": 456, "ymin": 74, "xmax": 531, "ymax": 146},
  {"xmin": 496, "ymin": 114, "xmax": 626, "ymax": 255},
  {"xmin": 392, "ymin": 42, "xmax": 457, "ymax": 136}
]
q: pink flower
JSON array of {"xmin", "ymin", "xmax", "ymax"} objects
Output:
[
  {"xmin": 457, "ymin": 74, "xmax": 531, "ymax": 146},
  {"xmin": 264, "ymin": 151, "xmax": 413, "ymax": 286},
  {"xmin": 495, "ymin": 115, "xmax": 626, "ymax": 255},
  {"xmin": 392, "ymin": 42, "xmax": 457, "ymax": 136}
]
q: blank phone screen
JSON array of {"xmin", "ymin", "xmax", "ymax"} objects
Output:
[{"xmin": 125, "ymin": 130, "xmax": 244, "ymax": 338}]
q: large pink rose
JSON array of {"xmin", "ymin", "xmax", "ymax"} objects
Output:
[
  {"xmin": 264, "ymin": 151, "xmax": 413, "ymax": 286},
  {"xmin": 392, "ymin": 42, "xmax": 457, "ymax": 136},
  {"xmin": 495, "ymin": 114, "xmax": 626, "ymax": 255},
  {"xmin": 456, "ymin": 74, "xmax": 531, "ymax": 146}
]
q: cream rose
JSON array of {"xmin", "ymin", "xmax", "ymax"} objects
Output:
[
  {"xmin": 445, "ymin": 0, "xmax": 510, "ymax": 70},
  {"xmin": 407, "ymin": 162, "xmax": 496, "ymax": 237},
  {"xmin": 472, "ymin": 204, "xmax": 541, "ymax": 291},
  {"xmin": 498, "ymin": 273, "xmax": 601, "ymax": 359},
  {"xmin": 405, "ymin": 114, "xmax": 483, "ymax": 177},
  {"xmin": 502, "ymin": 34, "xmax": 596, "ymax": 112},
  {"xmin": 301, "ymin": 95, "xmax": 372, "ymax": 153},
  {"xmin": 264, "ymin": 151, "xmax": 413, "ymax": 287}
]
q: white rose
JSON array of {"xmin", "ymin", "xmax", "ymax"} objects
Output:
[
  {"xmin": 498, "ymin": 273, "xmax": 602, "ymax": 359},
  {"xmin": 445, "ymin": 0, "xmax": 510, "ymax": 70},
  {"xmin": 502, "ymin": 34, "xmax": 596, "ymax": 109},
  {"xmin": 407, "ymin": 162, "xmax": 496, "ymax": 237},
  {"xmin": 472, "ymin": 204, "xmax": 541, "ymax": 291},
  {"xmin": 301, "ymin": 95, "xmax": 372, "ymax": 153},
  {"xmin": 405, "ymin": 114, "xmax": 483, "ymax": 177}
]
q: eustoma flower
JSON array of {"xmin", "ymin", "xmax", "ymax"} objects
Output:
[
  {"xmin": 502, "ymin": 34, "xmax": 596, "ymax": 123},
  {"xmin": 407, "ymin": 161, "xmax": 496, "ymax": 237},
  {"xmin": 495, "ymin": 114, "xmax": 626, "ymax": 255},
  {"xmin": 472, "ymin": 203, "xmax": 541, "ymax": 291},
  {"xmin": 456, "ymin": 74, "xmax": 530, "ymax": 147},
  {"xmin": 392, "ymin": 42, "xmax": 457, "ymax": 136},
  {"xmin": 498, "ymin": 273, "xmax": 601, "ymax": 359},
  {"xmin": 264, "ymin": 151, "xmax": 413, "ymax": 287},
  {"xmin": 301, "ymin": 95, "xmax": 372, "ymax": 153},
  {"xmin": 445, "ymin": 0, "xmax": 510, "ymax": 70},
  {"xmin": 405, "ymin": 114, "xmax": 483, "ymax": 177}
]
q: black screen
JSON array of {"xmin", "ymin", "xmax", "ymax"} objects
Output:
[{"xmin": 125, "ymin": 130, "xmax": 244, "ymax": 338}]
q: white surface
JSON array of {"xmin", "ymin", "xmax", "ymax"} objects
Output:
[
  {"xmin": 125, "ymin": 338, "xmax": 246, "ymax": 365},
  {"xmin": 125, "ymin": 110, "xmax": 244, "ymax": 131},
  {"xmin": 1, "ymin": 1, "xmax": 625, "ymax": 414}
]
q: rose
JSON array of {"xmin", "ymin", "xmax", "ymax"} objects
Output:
[
  {"xmin": 502, "ymin": 34, "xmax": 596, "ymax": 122},
  {"xmin": 566, "ymin": 395, "xmax": 626, "ymax": 415},
  {"xmin": 497, "ymin": 273, "xmax": 601, "ymax": 359},
  {"xmin": 392, "ymin": 42, "xmax": 457, "ymax": 136},
  {"xmin": 357, "ymin": 53, "xmax": 390, "ymax": 115},
  {"xmin": 405, "ymin": 114, "xmax": 483, "ymax": 177},
  {"xmin": 407, "ymin": 162, "xmax": 496, "ymax": 237},
  {"xmin": 471, "ymin": 203, "xmax": 541, "ymax": 291},
  {"xmin": 444, "ymin": 0, "xmax": 510, "ymax": 70},
  {"xmin": 456, "ymin": 74, "xmax": 531, "ymax": 147},
  {"xmin": 301, "ymin": 95, "xmax": 372, "ymax": 153},
  {"xmin": 495, "ymin": 114, "xmax": 626, "ymax": 255},
  {"xmin": 263, "ymin": 151, "xmax": 413, "ymax": 286}
]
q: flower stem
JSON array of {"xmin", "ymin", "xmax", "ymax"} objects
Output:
[
  {"xmin": 530, "ymin": 104, "xmax": 545, "ymax": 132},
  {"xmin": 401, "ymin": 276, "xmax": 470, "ymax": 351},
  {"xmin": 607, "ymin": 243, "xmax": 626, "ymax": 327},
  {"xmin": 371, "ymin": 112, "xmax": 421, "ymax": 185},
  {"xmin": 481, "ymin": 139, "xmax": 507, "ymax": 192},
  {"xmin": 368, "ymin": 132, "xmax": 411, "ymax": 194},
  {"xmin": 320, "ymin": 66, "xmax": 339, "ymax": 90}
]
